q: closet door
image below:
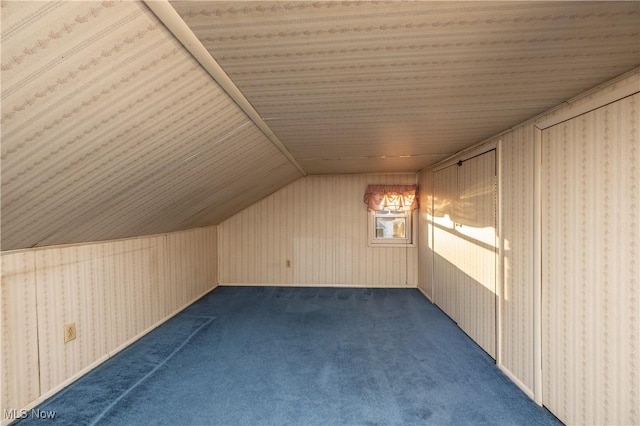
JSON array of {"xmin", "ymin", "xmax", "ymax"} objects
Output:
[
  {"xmin": 432, "ymin": 151, "xmax": 497, "ymax": 358},
  {"xmin": 432, "ymin": 165, "xmax": 460, "ymax": 322},
  {"xmin": 456, "ymin": 151, "xmax": 496, "ymax": 358},
  {"xmin": 541, "ymin": 94, "xmax": 639, "ymax": 425}
]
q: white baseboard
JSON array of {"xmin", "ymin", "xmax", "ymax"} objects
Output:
[
  {"xmin": 417, "ymin": 286, "xmax": 433, "ymax": 302},
  {"xmin": 219, "ymin": 282, "xmax": 417, "ymax": 288},
  {"xmin": 498, "ymin": 363, "xmax": 536, "ymax": 402}
]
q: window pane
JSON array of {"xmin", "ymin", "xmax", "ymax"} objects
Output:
[{"xmin": 375, "ymin": 217, "xmax": 406, "ymax": 238}]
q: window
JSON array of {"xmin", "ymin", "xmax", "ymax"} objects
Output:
[
  {"xmin": 368, "ymin": 209, "xmax": 415, "ymax": 247},
  {"xmin": 363, "ymin": 184, "xmax": 418, "ymax": 247}
]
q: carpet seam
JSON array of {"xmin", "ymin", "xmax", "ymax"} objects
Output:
[{"xmin": 88, "ymin": 317, "xmax": 215, "ymax": 426}]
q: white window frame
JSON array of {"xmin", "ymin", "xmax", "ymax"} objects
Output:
[{"xmin": 368, "ymin": 209, "xmax": 416, "ymax": 247}]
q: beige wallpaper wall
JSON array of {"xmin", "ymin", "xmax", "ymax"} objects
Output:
[
  {"xmin": 219, "ymin": 174, "xmax": 418, "ymax": 287},
  {"xmin": 498, "ymin": 125, "xmax": 536, "ymax": 395},
  {"xmin": 541, "ymin": 94, "xmax": 639, "ymax": 425},
  {"xmin": 1, "ymin": 226, "xmax": 217, "ymax": 420},
  {"xmin": 1, "ymin": 252, "xmax": 40, "ymax": 419}
]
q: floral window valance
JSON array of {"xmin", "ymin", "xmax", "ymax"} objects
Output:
[{"xmin": 363, "ymin": 184, "xmax": 418, "ymax": 212}]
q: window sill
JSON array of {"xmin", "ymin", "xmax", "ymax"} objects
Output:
[{"xmin": 368, "ymin": 241, "xmax": 416, "ymax": 248}]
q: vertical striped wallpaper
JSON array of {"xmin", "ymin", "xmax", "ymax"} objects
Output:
[
  {"xmin": 498, "ymin": 125, "xmax": 536, "ymax": 394},
  {"xmin": 1, "ymin": 252, "xmax": 39, "ymax": 417},
  {"xmin": 417, "ymin": 169, "xmax": 433, "ymax": 299},
  {"xmin": 542, "ymin": 94, "xmax": 639, "ymax": 425},
  {"xmin": 219, "ymin": 174, "xmax": 418, "ymax": 287},
  {"xmin": 1, "ymin": 226, "xmax": 217, "ymax": 418}
]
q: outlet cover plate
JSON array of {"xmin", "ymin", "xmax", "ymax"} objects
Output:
[{"xmin": 64, "ymin": 323, "xmax": 76, "ymax": 343}]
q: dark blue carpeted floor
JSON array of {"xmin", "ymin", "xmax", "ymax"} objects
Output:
[{"xmin": 17, "ymin": 287, "xmax": 561, "ymax": 425}]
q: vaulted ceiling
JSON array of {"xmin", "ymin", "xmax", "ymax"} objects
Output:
[{"xmin": 1, "ymin": 1, "xmax": 639, "ymax": 250}]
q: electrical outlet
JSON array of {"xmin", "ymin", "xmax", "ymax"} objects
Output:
[{"xmin": 64, "ymin": 323, "xmax": 76, "ymax": 343}]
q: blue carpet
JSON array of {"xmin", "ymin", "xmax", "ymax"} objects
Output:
[{"xmin": 16, "ymin": 287, "xmax": 561, "ymax": 425}]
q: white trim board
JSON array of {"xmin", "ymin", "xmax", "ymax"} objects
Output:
[{"xmin": 218, "ymin": 283, "xmax": 417, "ymax": 288}]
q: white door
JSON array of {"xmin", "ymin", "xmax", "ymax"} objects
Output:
[
  {"xmin": 432, "ymin": 150, "xmax": 497, "ymax": 358},
  {"xmin": 456, "ymin": 151, "xmax": 497, "ymax": 358},
  {"xmin": 432, "ymin": 165, "xmax": 460, "ymax": 322}
]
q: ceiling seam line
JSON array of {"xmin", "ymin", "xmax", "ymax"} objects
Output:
[{"xmin": 142, "ymin": 0, "xmax": 307, "ymax": 177}]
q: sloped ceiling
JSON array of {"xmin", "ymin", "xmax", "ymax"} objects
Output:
[
  {"xmin": 0, "ymin": 1, "xmax": 303, "ymax": 250},
  {"xmin": 1, "ymin": 1, "xmax": 639, "ymax": 250},
  {"xmin": 171, "ymin": 1, "xmax": 640, "ymax": 174}
]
